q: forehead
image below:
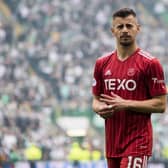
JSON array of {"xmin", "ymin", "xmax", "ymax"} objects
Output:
[{"xmin": 112, "ymin": 15, "xmax": 138, "ymax": 26}]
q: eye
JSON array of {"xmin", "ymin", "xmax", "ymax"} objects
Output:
[
  {"xmin": 126, "ymin": 24, "xmax": 133, "ymax": 29},
  {"xmin": 117, "ymin": 25, "xmax": 124, "ymax": 29}
]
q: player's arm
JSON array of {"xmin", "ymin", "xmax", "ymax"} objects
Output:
[
  {"xmin": 92, "ymin": 95, "xmax": 114, "ymax": 119},
  {"xmin": 126, "ymin": 95, "xmax": 166, "ymax": 113},
  {"xmin": 100, "ymin": 92, "xmax": 167, "ymax": 114}
]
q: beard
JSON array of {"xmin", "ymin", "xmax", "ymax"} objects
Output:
[
  {"xmin": 120, "ymin": 40, "xmax": 133, "ymax": 46},
  {"xmin": 119, "ymin": 37, "xmax": 134, "ymax": 46}
]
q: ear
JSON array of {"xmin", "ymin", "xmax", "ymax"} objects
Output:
[
  {"xmin": 137, "ymin": 24, "xmax": 141, "ymax": 32},
  {"xmin": 111, "ymin": 27, "xmax": 115, "ymax": 35}
]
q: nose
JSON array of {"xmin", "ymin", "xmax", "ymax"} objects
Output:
[{"xmin": 122, "ymin": 25, "xmax": 128, "ymax": 32}]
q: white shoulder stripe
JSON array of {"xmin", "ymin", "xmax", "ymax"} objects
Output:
[{"xmin": 138, "ymin": 50, "xmax": 154, "ymax": 60}]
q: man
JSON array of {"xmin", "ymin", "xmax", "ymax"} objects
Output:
[{"xmin": 92, "ymin": 8, "xmax": 167, "ymax": 168}]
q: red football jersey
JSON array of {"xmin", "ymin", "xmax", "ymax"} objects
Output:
[{"xmin": 92, "ymin": 48, "xmax": 167, "ymax": 158}]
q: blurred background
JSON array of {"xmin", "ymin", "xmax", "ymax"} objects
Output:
[{"xmin": 0, "ymin": 0, "xmax": 168, "ymax": 167}]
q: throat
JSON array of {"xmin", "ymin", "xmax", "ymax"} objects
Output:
[
  {"xmin": 117, "ymin": 47, "xmax": 139, "ymax": 61},
  {"xmin": 117, "ymin": 54, "xmax": 130, "ymax": 61}
]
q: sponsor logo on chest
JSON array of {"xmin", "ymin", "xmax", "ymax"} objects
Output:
[{"xmin": 104, "ymin": 78, "xmax": 137, "ymax": 91}]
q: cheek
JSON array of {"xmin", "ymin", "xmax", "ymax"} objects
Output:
[
  {"xmin": 133, "ymin": 29, "xmax": 139, "ymax": 34},
  {"xmin": 114, "ymin": 31, "xmax": 121, "ymax": 37},
  {"xmin": 133, "ymin": 31, "xmax": 139, "ymax": 37}
]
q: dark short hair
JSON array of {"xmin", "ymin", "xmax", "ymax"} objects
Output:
[{"xmin": 113, "ymin": 8, "xmax": 136, "ymax": 19}]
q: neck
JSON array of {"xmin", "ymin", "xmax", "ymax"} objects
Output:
[{"xmin": 117, "ymin": 43, "xmax": 138, "ymax": 61}]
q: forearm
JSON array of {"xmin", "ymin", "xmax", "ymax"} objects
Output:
[
  {"xmin": 92, "ymin": 96, "xmax": 105, "ymax": 113},
  {"xmin": 126, "ymin": 96, "xmax": 166, "ymax": 114},
  {"xmin": 92, "ymin": 98, "xmax": 99, "ymax": 113},
  {"xmin": 100, "ymin": 93, "xmax": 167, "ymax": 114}
]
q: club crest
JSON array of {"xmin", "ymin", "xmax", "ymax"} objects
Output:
[{"xmin": 127, "ymin": 68, "xmax": 136, "ymax": 76}]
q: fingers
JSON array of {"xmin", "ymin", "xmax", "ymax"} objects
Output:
[
  {"xmin": 100, "ymin": 94, "xmax": 113, "ymax": 99},
  {"xmin": 108, "ymin": 105, "xmax": 113, "ymax": 109},
  {"xmin": 99, "ymin": 97, "xmax": 112, "ymax": 104},
  {"xmin": 99, "ymin": 111, "xmax": 114, "ymax": 119},
  {"xmin": 97, "ymin": 104, "xmax": 114, "ymax": 119},
  {"xmin": 98, "ymin": 105, "xmax": 114, "ymax": 114},
  {"xmin": 99, "ymin": 109, "xmax": 114, "ymax": 114},
  {"xmin": 101, "ymin": 92, "xmax": 118, "ymax": 98},
  {"xmin": 99, "ymin": 113, "xmax": 112, "ymax": 119},
  {"xmin": 100, "ymin": 93, "xmax": 120, "ymax": 105},
  {"xmin": 99, "ymin": 104, "xmax": 113, "ymax": 112},
  {"xmin": 110, "ymin": 91, "xmax": 118, "ymax": 97},
  {"xmin": 100, "ymin": 93, "xmax": 116, "ymax": 103}
]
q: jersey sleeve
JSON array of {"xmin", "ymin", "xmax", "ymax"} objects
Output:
[
  {"xmin": 146, "ymin": 58, "xmax": 167, "ymax": 97},
  {"xmin": 92, "ymin": 59, "xmax": 103, "ymax": 96}
]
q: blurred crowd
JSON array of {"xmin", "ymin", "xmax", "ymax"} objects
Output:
[{"xmin": 0, "ymin": 0, "xmax": 168, "ymax": 162}]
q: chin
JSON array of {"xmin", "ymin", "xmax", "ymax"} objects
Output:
[{"xmin": 120, "ymin": 42, "xmax": 133, "ymax": 46}]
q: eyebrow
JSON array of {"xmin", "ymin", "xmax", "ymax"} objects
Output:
[
  {"xmin": 118, "ymin": 23, "xmax": 134, "ymax": 26},
  {"xmin": 113, "ymin": 21, "xmax": 137, "ymax": 28}
]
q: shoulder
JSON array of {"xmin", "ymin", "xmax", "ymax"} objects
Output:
[
  {"xmin": 137, "ymin": 49, "xmax": 163, "ymax": 70},
  {"xmin": 137, "ymin": 49, "xmax": 161, "ymax": 64},
  {"xmin": 138, "ymin": 49, "xmax": 155, "ymax": 61}
]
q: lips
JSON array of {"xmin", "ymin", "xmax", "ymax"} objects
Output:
[
  {"xmin": 120, "ymin": 36, "xmax": 131, "ymax": 41},
  {"xmin": 120, "ymin": 35, "xmax": 131, "ymax": 38}
]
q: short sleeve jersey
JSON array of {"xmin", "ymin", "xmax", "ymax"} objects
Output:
[{"xmin": 92, "ymin": 48, "xmax": 167, "ymax": 158}]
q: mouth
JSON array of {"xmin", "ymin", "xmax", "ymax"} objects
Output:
[
  {"xmin": 119, "ymin": 36, "xmax": 133, "ymax": 46},
  {"xmin": 120, "ymin": 35, "xmax": 131, "ymax": 39},
  {"xmin": 120, "ymin": 36, "xmax": 132, "ymax": 42}
]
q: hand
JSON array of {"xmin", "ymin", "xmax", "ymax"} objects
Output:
[
  {"xmin": 96, "ymin": 102, "xmax": 114, "ymax": 119},
  {"xmin": 98, "ymin": 104, "xmax": 115, "ymax": 119},
  {"xmin": 100, "ymin": 92, "xmax": 128, "ymax": 112}
]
